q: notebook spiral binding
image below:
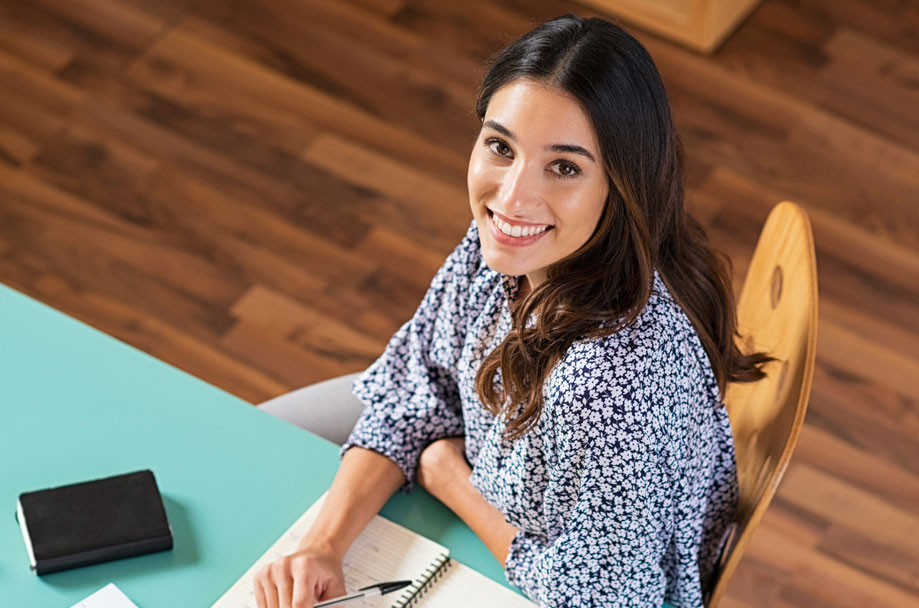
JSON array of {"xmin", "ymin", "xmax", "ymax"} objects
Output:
[{"xmin": 391, "ymin": 554, "xmax": 453, "ymax": 608}]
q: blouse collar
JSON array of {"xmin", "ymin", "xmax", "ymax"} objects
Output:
[{"xmin": 501, "ymin": 274, "xmax": 523, "ymax": 303}]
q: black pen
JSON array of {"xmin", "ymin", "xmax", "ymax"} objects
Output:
[{"xmin": 313, "ymin": 580, "xmax": 413, "ymax": 607}]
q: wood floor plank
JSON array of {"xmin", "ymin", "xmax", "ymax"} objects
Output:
[
  {"xmin": 69, "ymin": 97, "xmax": 328, "ymax": 230},
  {"xmin": 818, "ymin": 317, "xmax": 918, "ymax": 401},
  {"xmin": 26, "ymin": 0, "xmax": 176, "ymax": 51},
  {"xmin": 230, "ymin": 284, "xmax": 386, "ymax": 368},
  {"xmin": 805, "ymin": 0, "xmax": 919, "ymax": 56},
  {"xmin": 124, "ymin": 26, "xmax": 319, "ymax": 155},
  {"xmin": 341, "ymin": 0, "xmax": 408, "ymax": 19},
  {"xmin": 779, "ymin": 463, "xmax": 919, "ymax": 563},
  {"xmin": 807, "ymin": 352, "xmax": 918, "ymax": 472},
  {"xmin": 231, "ymin": 0, "xmax": 478, "ymax": 152},
  {"xmin": 0, "ymin": 124, "xmax": 41, "ymax": 167},
  {"xmin": 0, "ymin": 170, "xmax": 241, "ymax": 308},
  {"xmin": 818, "ymin": 28, "xmax": 919, "ymax": 151},
  {"xmin": 777, "ymin": 547, "xmax": 918, "ymax": 608},
  {"xmin": 126, "ymin": 21, "xmax": 468, "ymax": 179},
  {"xmin": 29, "ymin": 122, "xmax": 160, "ymax": 225},
  {"xmin": 0, "ymin": 47, "xmax": 85, "ymax": 109},
  {"xmin": 0, "ymin": 166, "xmax": 243, "ymax": 337},
  {"xmin": 294, "ymin": 0, "xmax": 480, "ymax": 89},
  {"xmin": 113, "ymin": 88, "xmax": 381, "ymax": 249},
  {"xmin": 817, "ymin": 524, "xmax": 919, "ymax": 595},
  {"xmin": 302, "ymin": 132, "xmax": 471, "ymax": 252},
  {"xmin": 794, "ymin": 423, "xmax": 919, "ymax": 514},
  {"xmin": 220, "ymin": 320, "xmax": 357, "ymax": 391},
  {"xmin": 142, "ymin": 167, "xmax": 364, "ymax": 298},
  {"xmin": 716, "ymin": 554, "xmax": 789, "ymax": 607},
  {"xmin": 0, "ymin": 79, "xmax": 74, "ymax": 167},
  {"xmin": 0, "ymin": 15, "xmax": 74, "ymax": 72},
  {"xmin": 391, "ymin": 0, "xmax": 534, "ymax": 61},
  {"xmin": 818, "ymin": 296, "xmax": 917, "ymax": 368},
  {"xmin": 0, "ymin": 1, "xmax": 130, "ymax": 75},
  {"xmin": 355, "ymin": 225, "xmax": 447, "ymax": 284}
]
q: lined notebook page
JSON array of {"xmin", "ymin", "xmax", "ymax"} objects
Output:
[
  {"xmin": 211, "ymin": 493, "xmax": 537, "ymax": 608},
  {"xmin": 404, "ymin": 561, "xmax": 537, "ymax": 608},
  {"xmin": 212, "ymin": 493, "xmax": 449, "ymax": 608}
]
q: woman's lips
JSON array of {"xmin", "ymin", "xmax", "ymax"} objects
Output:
[{"xmin": 487, "ymin": 210, "xmax": 553, "ymax": 247}]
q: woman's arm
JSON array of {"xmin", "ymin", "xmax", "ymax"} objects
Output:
[
  {"xmin": 254, "ymin": 447, "xmax": 404, "ymax": 608},
  {"xmin": 416, "ymin": 438, "xmax": 519, "ymax": 566},
  {"xmin": 300, "ymin": 446, "xmax": 405, "ymax": 555}
]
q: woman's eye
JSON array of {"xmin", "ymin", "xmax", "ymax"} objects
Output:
[
  {"xmin": 551, "ymin": 161, "xmax": 581, "ymax": 178},
  {"xmin": 486, "ymin": 139, "xmax": 512, "ymax": 157}
]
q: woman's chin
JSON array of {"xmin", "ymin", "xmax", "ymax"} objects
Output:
[{"xmin": 480, "ymin": 250, "xmax": 532, "ymax": 279}]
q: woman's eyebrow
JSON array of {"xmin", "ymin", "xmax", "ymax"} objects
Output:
[
  {"xmin": 483, "ymin": 120, "xmax": 597, "ymax": 163},
  {"xmin": 548, "ymin": 143, "xmax": 596, "ymax": 163},
  {"xmin": 484, "ymin": 120, "xmax": 516, "ymax": 140}
]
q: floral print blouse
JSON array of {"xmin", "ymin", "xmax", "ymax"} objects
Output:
[{"xmin": 343, "ymin": 222, "xmax": 737, "ymax": 608}]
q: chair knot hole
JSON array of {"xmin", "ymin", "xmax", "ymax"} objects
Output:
[{"xmin": 770, "ymin": 265, "xmax": 783, "ymax": 309}]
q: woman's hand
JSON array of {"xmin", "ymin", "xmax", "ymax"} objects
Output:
[
  {"xmin": 416, "ymin": 437, "xmax": 471, "ymax": 500},
  {"xmin": 251, "ymin": 448, "xmax": 404, "ymax": 608},
  {"xmin": 253, "ymin": 541, "xmax": 346, "ymax": 608}
]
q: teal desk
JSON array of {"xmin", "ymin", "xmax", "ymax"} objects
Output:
[
  {"xmin": 0, "ymin": 284, "xmax": 678, "ymax": 607},
  {"xmin": 0, "ymin": 284, "xmax": 503, "ymax": 606}
]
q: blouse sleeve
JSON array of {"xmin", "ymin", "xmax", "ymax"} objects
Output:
[
  {"xmin": 504, "ymin": 333, "xmax": 678, "ymax": 606},
  {"xmin": 342, "ymin": 223, "xmax": 480, "ymax": 491}
]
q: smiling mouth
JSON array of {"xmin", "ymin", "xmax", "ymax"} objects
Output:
[{"xmin": 487, "ymin": 209, "xmax": 554, "ymax": 238}]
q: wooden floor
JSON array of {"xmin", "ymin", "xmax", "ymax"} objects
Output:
[{"xmin": 1, "ymin": 0, "xmax": 916, "ymax": 605}]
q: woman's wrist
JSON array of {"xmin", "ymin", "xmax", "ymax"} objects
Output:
[
  {"xmin": 297, "ymin": 530, "xmax": 346, "ymax": 561},
  {"xmin": 294, "ymin": 447, "xmax": 404, "ymax": 562}
]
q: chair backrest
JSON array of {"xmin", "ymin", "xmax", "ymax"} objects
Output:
[{"xmin": 706, "ymin": 201, "xmax": 819, "ymax": 607}]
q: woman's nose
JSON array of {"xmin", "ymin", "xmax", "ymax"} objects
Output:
[{"xmin": 498, "ymin": 162, "xmax": 542, "ymax": 212}]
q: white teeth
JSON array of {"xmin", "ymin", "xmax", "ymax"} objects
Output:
[
  {"xmin": 492, "ymin": 213, "xmax": 550, "ymax": 238},
  {"xmin": 523, "ymin": 225, "xmax": 544, "ymax": 236}
]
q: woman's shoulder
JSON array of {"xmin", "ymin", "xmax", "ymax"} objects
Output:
[
  {"xmin": 564, "ymin": 272, "xmax": 696, "ymax": 364},
  {"xmin": 545, "ymin": 271, "xmax": 720, "ymax": 418}
]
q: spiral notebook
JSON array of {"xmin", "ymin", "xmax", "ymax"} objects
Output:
[{"xmin": 210, "ymin": 493, "xmax": 536, "ymax": 608}]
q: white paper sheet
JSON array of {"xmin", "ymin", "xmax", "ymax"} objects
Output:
[
  {"xmin": 210, "ymin": 492, "xmax": 537, "ymax": 608},
  {"xmin": 70, "ymin": 583, "xmax": 139, "ymax": 608}
]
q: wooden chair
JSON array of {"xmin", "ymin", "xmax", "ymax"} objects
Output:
[{"xmin": 706, "ymin": 201, "xmax": 819, "ymax": 606}]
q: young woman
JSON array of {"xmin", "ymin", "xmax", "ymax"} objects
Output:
[{"xmin": 254, "ymin": 14, "xmax": 768, "ymax": 608}]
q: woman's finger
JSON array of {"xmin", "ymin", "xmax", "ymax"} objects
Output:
[
  {"xmin": 263, "ymin": 568, "xmax": 281, "ymax": 608},
  {"xmin": 273, "ymin": 563, "xmax": 295, "ymax": 608},
  {"xmin": 254, "ymin": 575, "xmax": 267, "ymax": 608},
  {"xmin": 290, "ymin": 576, "xmax": 315, "ymax": 608}
]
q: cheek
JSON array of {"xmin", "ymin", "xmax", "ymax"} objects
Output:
[
  {"xmin": 467, "ymin": 150, "xmax": 485, "ymax": 194},
  {"xmin": 559, "ymin": 186, "xmax": 608, "ymax": 242},
  {"xmin": 587, "ymin": 188, "xmax": 608, "ymax": 229},
  {"xmin": 583, "ymin": 180, "xmax": 609, "ymax": 223},
  {"xmin": 467, "ymin": 151, "xmax": 502, "ymax": 198}
]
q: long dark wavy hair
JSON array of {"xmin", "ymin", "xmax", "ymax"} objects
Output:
[{"xmin": 474, "ymin": 15, "xmax": 772, "ymax": 440}]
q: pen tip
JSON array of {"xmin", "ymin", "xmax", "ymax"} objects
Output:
[{"xmin": 380, "ymin": 580, "xmax": 414, "ymax": 594}]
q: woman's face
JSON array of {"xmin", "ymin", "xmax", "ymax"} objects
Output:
[{"xmin": 468, "ymin": 79, "xmax": 609, "ymax": 289}]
